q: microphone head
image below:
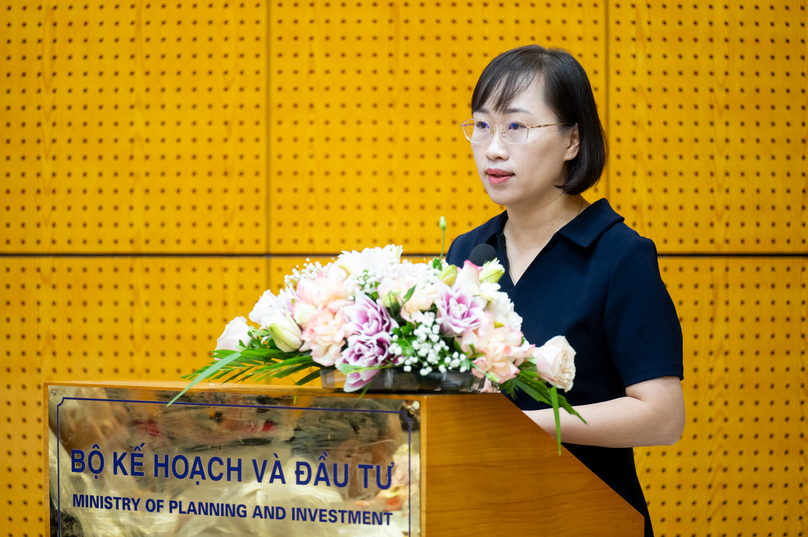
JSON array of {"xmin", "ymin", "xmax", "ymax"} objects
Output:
[{"xmin": 468, "ymin": 243, "xmax": 498, "ymax": 267}]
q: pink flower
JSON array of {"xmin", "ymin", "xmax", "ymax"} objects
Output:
[
  {"xmin": 434, "ymin": 282, "xmax": 488, "ymax": 335},
  {"xmin": 462, "ymin": 317, "xmax": 523, "ymax": 384},
  {"xmin": 300, "ymin": 308, "xmax": 347, "ymax": 366},
  {"xmin": 377, "ymin": 275, "xmax": 412, "ymax": 306},
  {"xmin": 529, "ymin": 336, "xmax": 576, "ymax": 392},
  {"xmin": 455, "ymin": 260, "xmax": 482, "ymax": 289},
  {"xmin": 296, "ymin": 266, "xmax": 351, "ymax": 312}
]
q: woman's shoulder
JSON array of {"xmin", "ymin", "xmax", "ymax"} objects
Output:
[
  {"xmin": 580, "ymin": 199, "xmax": 659, "ymax": 259},
  {"xmin": 599, "ymin": 219, "xmax": 660, "ymax": 262}
]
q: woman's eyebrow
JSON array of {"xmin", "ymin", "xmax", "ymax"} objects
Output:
[{"xmin": 473, "ymin": 107, "xmax": 533, "ymax": 115}]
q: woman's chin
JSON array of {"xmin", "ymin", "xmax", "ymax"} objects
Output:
[{"xmin": 483, "ymin": 188, "xmax": 518, "ymax": 209}]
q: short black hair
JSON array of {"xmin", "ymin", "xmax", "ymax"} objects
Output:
[{"xmin": 471, "ymin": 45, "xmax": 606, "ymax": 195}]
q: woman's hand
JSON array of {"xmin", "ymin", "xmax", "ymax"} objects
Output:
[{"xmin": 524, "ymin": 376, "xmax": 686, "ymax": 448}]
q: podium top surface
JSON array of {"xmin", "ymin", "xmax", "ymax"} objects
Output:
[{"xmin": 44, "ymin": 379, "xmax": 497, "ymax": 401}]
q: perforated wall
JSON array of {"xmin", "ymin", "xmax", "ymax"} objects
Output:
[
  {"xmin": 2, "ymin": 256, "xmax": 268, "ymax": 532},
  {"xmin": 609, "ymin": 2, "xmax": 807, "ymax": 251},
  {"xmin": 642, "ymin": 258, "xmax": 806, "ymax": 536},
  {"xmin": 1, "ymin": 1, "xmax": 806, "ymax": 536},
  {"xmin": 2, "ymin": 1, "xmax": 267, "ymax": 253},
  {"xmin": 266, "ymin": 0, "xmax": 607, "ymax": 252}
]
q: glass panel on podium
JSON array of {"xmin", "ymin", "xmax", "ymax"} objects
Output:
[{"xmin": 48, "ymin": 384, "xmax": 420, "ymax": 536}]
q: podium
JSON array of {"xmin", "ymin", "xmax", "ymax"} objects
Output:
[{"xmin": 46, "ymin": 380, "xmax": 643, "ymax": 536}]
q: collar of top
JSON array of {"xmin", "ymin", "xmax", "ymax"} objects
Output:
[{"xmin": 484, "ymin": 198, "xmax": 625, "ymax": 250}]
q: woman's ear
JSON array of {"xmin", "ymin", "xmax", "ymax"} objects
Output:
[{"xmin": 564, "ymin": 123, "xmax": 581, "ymax": 162}]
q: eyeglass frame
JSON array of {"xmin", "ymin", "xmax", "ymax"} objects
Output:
[{"xmin": 461, "ymin": 119, "xmax": 570, "ymax": 145}]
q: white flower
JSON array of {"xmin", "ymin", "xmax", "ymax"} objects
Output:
[
  {"xmin": 485, "ymin": 291, "xmax": 523, "ymax": 331},
  {"xmin": 249, "ymin": 287, "xmax": 295, "ymax": 327},
  {"xmin": 337, "ymin": 245, "xmax": 403, "ymax": 276},
  {"xmin": 216, "ymin": 316, "xmax": 251, "ymax": 352},
  {"xmin": 475, "ymin": 281, "xmax": 502, "ymax": 303}
]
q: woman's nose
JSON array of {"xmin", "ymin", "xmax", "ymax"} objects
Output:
[{"xmin": 484, "ymin": 129, "xmax": 510, "ymax": 160}]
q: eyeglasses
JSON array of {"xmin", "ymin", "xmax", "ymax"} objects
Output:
[{"xmin": 461, "ymin": 119, "xmax": 569, "ymax": 145}]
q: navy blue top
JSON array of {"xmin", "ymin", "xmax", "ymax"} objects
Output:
[{"xmin": 446, "ymin": 199, "xmax": 683, "ymax": 537}]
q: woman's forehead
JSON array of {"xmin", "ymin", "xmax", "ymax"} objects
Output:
[{"xmin": 476, "ymin": 82, "xmax": 549, "ymax": 117}]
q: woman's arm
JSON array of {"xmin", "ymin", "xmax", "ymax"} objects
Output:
[{"xmin": 524, "ymin": 375, "xmax": 685, "ymax": 448}]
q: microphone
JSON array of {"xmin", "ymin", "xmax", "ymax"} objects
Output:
[{"xmin": 468, "ymin": 244, "xmax": 498, "ymax": 267}]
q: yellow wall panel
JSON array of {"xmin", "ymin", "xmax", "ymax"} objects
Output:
[
  {"xmin": 267, "ymin": 0, "xmax": 607, "ymax": 254},
  {"xmin": 2, "ymin": 257, "xmax": 267, "ymax": 374},
  {"xmin": 608, "ymin": 1, "xmax": 808, "ymax": 253},
  {"xmin": 638, "ymin": 257, "xmax": 807, "ymax": 536},
  {"xmin": 0, "ymin": 255, "xmax": 267, "ymax": 536},
  {"xmin": 1, "ymin": 2, "xmax": 267, "ymax": 253}
]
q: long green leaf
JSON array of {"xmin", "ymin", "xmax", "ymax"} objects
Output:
[
  {"xmin": 550, "ymin": 386, "xmax": 562, "ymax": 455},
  {"xmin": 168, "ymin": 351, "xmax": 245, "ymax": 406},
  {"xmin": 270, "ymin": 362, "xmax": 314, "ymax": 379},
  {"xmin": 511, "ymin": 378, "xmax": 551, "ymax": 406},
  {"xmin": 295, "ymin": 368, "xmax": 323, "ymax": 386},
  {"xmin": 221, "ymin": 366, "xmax": 255, "ymax": 384}
]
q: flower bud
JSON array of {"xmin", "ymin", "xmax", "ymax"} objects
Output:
[
  {"xmin": 438, "ymin": 264, "xmax": 458, "ymax": 286},
  {"xmin": 479, "ymin": 259, "xmax": 505, "ymax": 284},
  {"xmin": 266, "ymin": 310, "xmax": 303, "ymax": 352},
  {"xmin": 439, "ymin": 216, "xmax": 447, "ymax": 231},
  {"xmin": 382, "ymin": 290, "xmax": 401, "ymax": 309}
]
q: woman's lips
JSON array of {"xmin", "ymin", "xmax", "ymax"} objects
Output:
[{"xmin": 487, "ymin": 168, "xmax": 513, "ymax": 185}]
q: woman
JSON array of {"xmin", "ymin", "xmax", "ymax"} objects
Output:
[{"xmin": 446, "ymin": 45, "xmax": 685, "ymax": 537}]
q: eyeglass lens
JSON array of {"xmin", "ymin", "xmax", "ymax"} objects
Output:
[{"xmin": 462, "ymin": 120, "xmax": 529, "ymax": 144}]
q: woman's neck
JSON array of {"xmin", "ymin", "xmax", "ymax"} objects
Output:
[
  {"xmin": 505, "ymin": 193, "xmax": 586, "ymax": 250},
  {"xmin": 502, "ymin": 193, "xmax": 588, "ymax": 284}
]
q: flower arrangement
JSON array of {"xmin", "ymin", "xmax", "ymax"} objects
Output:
[{"xmin": 172, "ymin": 245, "xmax": 583, "ymax": 448}]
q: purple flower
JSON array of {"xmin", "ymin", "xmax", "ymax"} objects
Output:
[
  {"xmin": 339, "ymin": 293, "xmax": 401, "ymax": 392},
  {"xmin": 434, "ymin": 283, "xmax": 488, "ymax": 335},
  {"xmin": 343, "ymin": 293, "xmax": 398, "ymax": 338},
  {"xmin": 341, "ymin": 333, "xmax": 402, "ymax": 391}
]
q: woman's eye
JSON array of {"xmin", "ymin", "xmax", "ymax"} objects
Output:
[
  {"xmin": 475, "ymin": 121, "xmax": 490, "ymax": 129},
  {"xmin": 507, "ymin": 122, "xmax": 525, "ymax": 131}
]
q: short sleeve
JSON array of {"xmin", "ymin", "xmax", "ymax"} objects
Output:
[{"xmin": 603, "ymin": 238, "xmax": 684, "ymax": 387}]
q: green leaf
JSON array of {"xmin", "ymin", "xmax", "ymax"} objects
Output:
[
  {"xmin": 510, "ymin": 377, "xmax": 552, "ymax": 406},
  {"xmin": 556, "ymin": 395, "xmax": 586, "ymax": 423},
  {"xmin": 294, "ymin": 368, "xmax": 324, "ymax": 386},
  {"xmin": 168, "ymin": 351, "xmax": 245, "ymax": 406},
  {"xmin": 550, "ymin": 386, "xmax": 562, "ymax": 455},
  {"xmin": 272, "ymin": 362, "xmax": 315, "ymax": 379},
  {"xmin": 402, "ymin": 284, "xmax": 417, "ymax": 303},
  {"xmin": 221, "ymin": 366, "xmax": 255, "ymax": 384}
]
